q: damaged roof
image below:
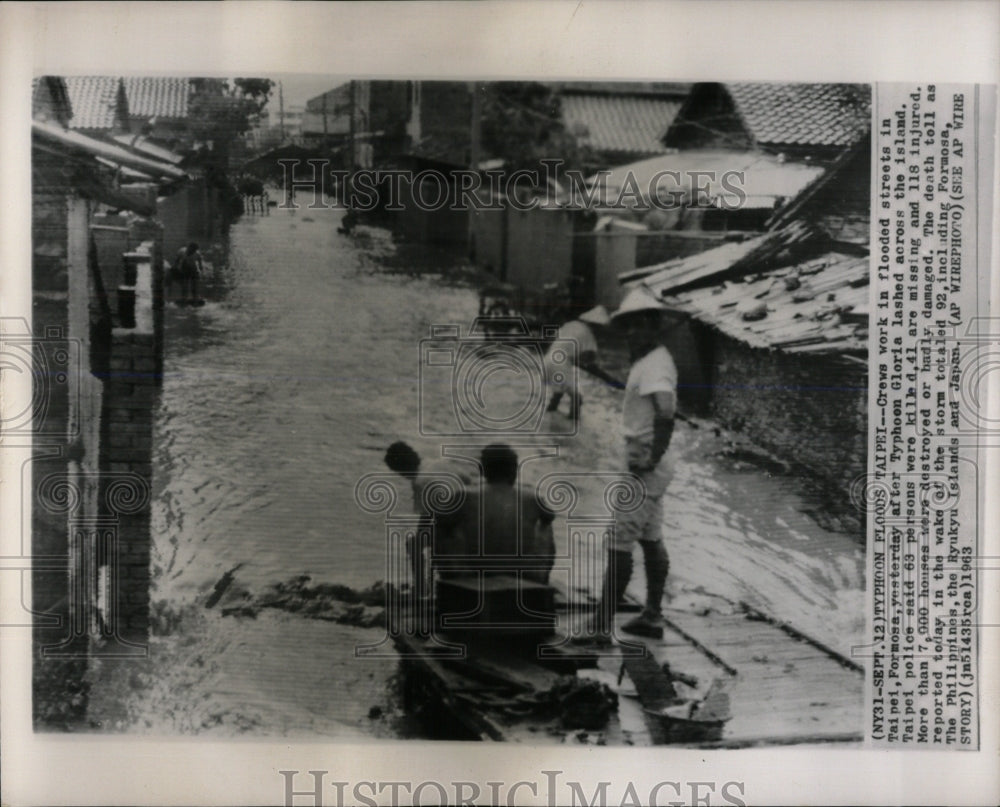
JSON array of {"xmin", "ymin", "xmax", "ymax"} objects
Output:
[
  {"xmin": 661, "ymin": 250, "xmax": 869, "ymax": 355},
  {"xmin": 623, "ymin": 220, "xmax": 817, "ymax": 292}
]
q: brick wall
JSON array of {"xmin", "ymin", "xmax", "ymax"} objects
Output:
[
  {"xmin": 101, "ymin": 242, "xmax": 160, "ymax": 644},
  {"xmin": 709, "ymin": 334, "xmax": 868, "ymax": 506}
]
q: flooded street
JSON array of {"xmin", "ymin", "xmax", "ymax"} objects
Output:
[{"xmin": 86, "ymin": 202, "xmax": 864, "ymax": 738}]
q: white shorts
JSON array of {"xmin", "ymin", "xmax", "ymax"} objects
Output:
[{"xmin": 612, "ymin": 453, "xmax": 674, "ymax": 551}]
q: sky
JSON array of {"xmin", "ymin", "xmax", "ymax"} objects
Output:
[{"xmin": 263, "ymin": 73, "xmax": 351, "ymax": 112}]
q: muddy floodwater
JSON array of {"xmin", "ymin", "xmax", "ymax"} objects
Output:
[{"xmin": 86, "ymin": 203, "xmax": 865, "ymax": 738}]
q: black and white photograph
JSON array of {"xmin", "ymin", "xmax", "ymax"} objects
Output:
[
  {"xmin": 2, "ymin": 3, "xmax": 998, "ymax": 806},
  {"xmin": 25, "ymin": 71, "xmax": 876, "ymax": 744}
]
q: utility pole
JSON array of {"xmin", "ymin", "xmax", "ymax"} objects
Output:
[
  {"xmin": 278, "ymin": 81, "xmax": 285, "ymax": 142},
  {"xmin": 468, "ymin": 82, "xmax": 482, "ymax": 259},
  {"xmin": 348, "ymin": 80, "xmax": 356, "ymax": 206},
  {"xmin": 322, "ymin": 91, "xmax": 328, "ymax": 150}
]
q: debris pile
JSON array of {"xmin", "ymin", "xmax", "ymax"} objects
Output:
[{"xmin": 208, "ymin": 573, "xmax": 388, "ymax": 629}]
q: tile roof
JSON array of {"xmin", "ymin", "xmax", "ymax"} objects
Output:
[
  {"xmin": 63, "ymin": 76, "xmax": 123, "ymax": 131},
  {"xmin": 562, "ymin": 93, "xmax": 682, "ymax": 157},
  {"xmin": 725, "ymin": 83, "xmax": 871, "ymax": 149},
  {"xmin": 32, "ymin": 76, "xmax": 73, "ymax": 126},
  {"xmin": 123, "ymin": 76, "xmax": 192, "ymax": 119},
  {"xmin": 661, "ymin": 250, "xmax": 869, "ymax": 354}
]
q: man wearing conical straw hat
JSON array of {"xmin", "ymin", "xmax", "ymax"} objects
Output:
[
  {"xmin": 597, "ymin": 285, "xmax": 682, "ymax": 640},
  {"xmin": 543, "ymin": 304, "xmax": 614, "ymax": 424}
]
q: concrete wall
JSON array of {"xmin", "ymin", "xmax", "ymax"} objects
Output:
[
  {"xmin": 593, "ymin": 219, "xmax": 643, "ymax": 310},
  {"xmin": 709, "ymin": 334, "xmax": 868, "ymax": 500},
  {"xmin": 100, "ymin": 240, "xmax": 161, "ymax": 644},
  {"xmin": 470, "ymin": 204, "xmax": 732, "ymax": 310},
  {"xmin": 397, "ymin": 172, "xmax": 469, "ymax": 244},
  {"xmin": 505, "ymin": 206, "xmax": 575, "ymax": 294},
  {"xmin": 470, "ymin": 206, "xmax": 505, "ymax": 276}
]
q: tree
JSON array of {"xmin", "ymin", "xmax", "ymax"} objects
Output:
[
  {"xmin": 479, "ymin": 82, "xmax": 593, "ymax": 176},
  {"xmin": 187, "ymin": 78, "xmax": 274, "ymax": 216},
  {"xmin": 188, "ymin": 77, "xmax": 273, "ymax": 146}
]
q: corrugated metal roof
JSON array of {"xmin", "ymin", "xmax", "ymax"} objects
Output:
[
  {"xmin": 562, "ymin": 93, "xmax": 681, "ymax": 157},
  {"xmin": 123, "ymin": 76, "xmax": 191, "ymax": 119},
  {"xmin": 64, "ymin": 76, "xmax": 123, "ymax": 131},
  {"xmin": 662, "ymin": 251, "xmax": 869, "ymax": 354},
  {"xmin": 594, "ymin": 150, "xmax": 825, "ymax": 209},
  {"xmin": 726, "ymin": 83, "xmax": 870, "ymax": 149}
]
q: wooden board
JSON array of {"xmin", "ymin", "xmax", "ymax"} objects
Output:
[
  {"xmin": 654, "ymin": 606, "xmax": 864, "ymax": 744},
  {"xmin": 393, "ymin": 594, "xmax": 863, "ymax": 746}
]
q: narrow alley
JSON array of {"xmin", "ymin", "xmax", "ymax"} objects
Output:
[{"xmin": 85, "ymin": 201, "xmax": 864, "ymax": 739}]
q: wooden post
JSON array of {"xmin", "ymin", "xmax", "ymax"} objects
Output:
[{"xmin": 278, "ymin": 81, "xmax": 285, "ymax": 142}]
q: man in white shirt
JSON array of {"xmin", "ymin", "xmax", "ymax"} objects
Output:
[
  {"xmin": 598, "ymin": 287, "xmax": 681, "ymax": 640},
  {"xmin": 544, "ymin": 305, "xmax": 616, "ymax": 422}
]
